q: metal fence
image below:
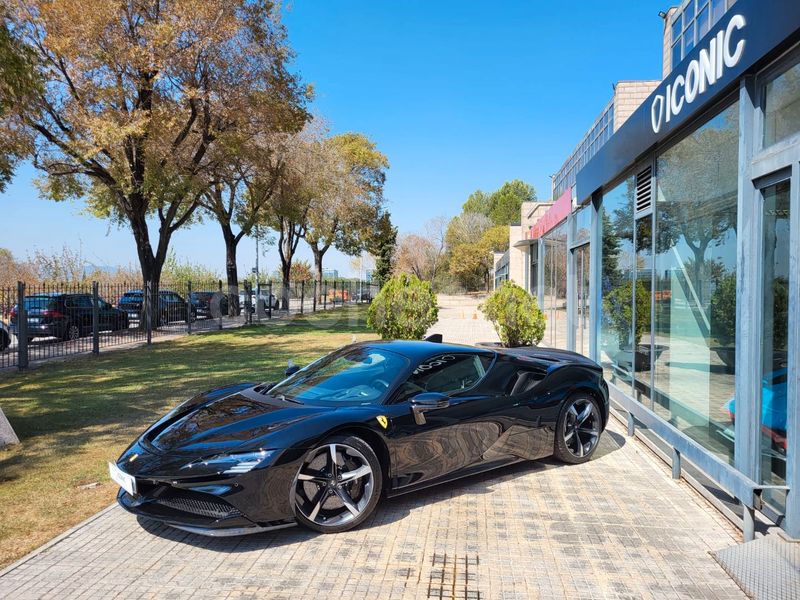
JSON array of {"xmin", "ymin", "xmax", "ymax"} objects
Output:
[{"xmin": 0, "ymin": 278, "xmax": 379, "ymax": 371}]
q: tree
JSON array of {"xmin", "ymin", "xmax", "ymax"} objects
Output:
[
  {"xmin": 449, "ymin": 242, "xmax": 493, "ymax": 291},
  {"xmin": 462, "ymin": 189, "xmax": 491, "ymax": 216},
  {"xmin": 304, "ymin": 132, "xmax": 389, "ymax": 292},
  {"xmin": 6, "ymin": 0, "xmax": 307, "ymax": 329},
  {"xmin": 487, "ymin": 179, "xmax": 536, "ymax": 225},
  {"xmin": 394, "ymin": 217, "xmax": 449, "ymax": 283},
  {"xmin": 200, "ymin": 128, "xmax": 302, "ymax": 315},
  {"xmin": 445, "ymin": 212, "xmax": 492, "ymax": 249},
  {"xmin": 480, "ymin": 225, "xmax": 510, "ymax": 253},
  {"xmin": 0, "ymin": 248, "xmax": 37, "ymax": 287},
  {"xmin": 368, "ymin": 212, "xmax": 397, "ymax": 287},
  {"xmin": 264, "ymin": 129, "xmax": 326, "ymax": 308},
  {"xmin": 0, "ymin": 9, "xmax": 38, "ymax": 192}
]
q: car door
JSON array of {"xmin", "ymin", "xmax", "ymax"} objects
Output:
[{"xmin": 387, "ymin": 352, "xmax": 502, "ymax": 487}]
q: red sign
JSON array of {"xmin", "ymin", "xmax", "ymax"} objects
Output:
[{"xmin": 527, "ymin": 186, "xmax": 572, "ymax": 239}]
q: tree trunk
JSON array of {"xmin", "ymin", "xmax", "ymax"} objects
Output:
[
  {"xmin": 222, "ymin": 226, "xmax": 241, "ymax": 316},
  {"xmin": 281, "ymin": 259, "xmax": 291, "ymax": 310},
  {"xmin": 129, "ymin": 208, "xmax": 163, "ymax": 333},
  {"xmin": 311, "ymin": 244, "xmax": 326, "ymax": 302}
]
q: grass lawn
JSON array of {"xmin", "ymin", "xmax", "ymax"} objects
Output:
[{"xmin": 0, "ymin": 306, "xmax": 373, "ymax": 569}]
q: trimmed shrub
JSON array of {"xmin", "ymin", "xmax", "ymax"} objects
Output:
[
  {"xmin": 367, "ymin": 273, "xmax": 439, "ymax": 340},
  {"xmin": 479, "ymin": 281, "xmax": 545, "ymax": 347},
  {"xmin": 602, "ymin": 280, "xmax": 650, "ymax": 347}
]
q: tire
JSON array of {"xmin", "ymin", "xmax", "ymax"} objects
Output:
[
  {"xmin": 61, "ymin": 322, "xmax": 81, "ymax": 342},
  {"xmin": 292, "ymin": 435, "xmax": 382, "ymax": 534},
  {"xmin": 553, "ymin": 394, "xmax": 602, "ymax": 464},
  {"xmin": 0, "ymin": 331, "xmax": 9, "ymax": 352}
]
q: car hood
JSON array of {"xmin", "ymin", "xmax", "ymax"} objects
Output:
[{"xmin": 140, "ymin": 385, "xmax": 330, "ymax": 456}]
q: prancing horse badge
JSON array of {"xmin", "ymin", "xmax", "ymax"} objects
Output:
[{"xmin": 376, "ymin": 415, "xmax": 389, "ymax": 429}]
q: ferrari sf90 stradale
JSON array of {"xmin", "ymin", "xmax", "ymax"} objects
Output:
[{"xmin": 111, "ymin": 340, "xmax": 608, "ymax": 535}]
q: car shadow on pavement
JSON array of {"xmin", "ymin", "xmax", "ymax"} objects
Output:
[{"xmin": 136, "ymin": 428, "xmax": 626, "ymax": 553}]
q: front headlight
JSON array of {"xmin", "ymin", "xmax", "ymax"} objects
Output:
[{"xmin": 181, "ymin": 449, "xmax": 279, "ymax": 475}]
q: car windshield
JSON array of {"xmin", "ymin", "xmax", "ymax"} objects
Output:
[
  {"xmin": 269, "ymin": 347, "xmax": 409, "ymax": 405},
  {"xmin": 120, "ymin": 293, "xmax": 142, "ymax": 302}
]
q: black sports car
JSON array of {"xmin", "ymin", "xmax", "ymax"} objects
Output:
[{"xmin": 111, "ymin": 340, "xmax": 608, "ymax": 536}]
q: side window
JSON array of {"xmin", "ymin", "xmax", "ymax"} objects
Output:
[{"xmin": 397, "ymin": 354, "xmax": 492, "ymax": 401}]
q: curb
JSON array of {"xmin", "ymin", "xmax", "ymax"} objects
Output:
[{"xmin": 0, "ymin": 502, "xmax": 118, "ymax": 578}]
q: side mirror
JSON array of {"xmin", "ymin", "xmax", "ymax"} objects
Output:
[
  {"xmin": 285, "ymin": 360, "xmax": 300, "ymax": 376},
  {"xmin": 410, "ymin": 392, "xmax": 449, "ymax": 425}
]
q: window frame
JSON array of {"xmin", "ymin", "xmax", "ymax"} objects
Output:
[
  {"xmin": 389, "ymin": 351, "xmax": 496, "ymax": 404},
  {"xmin": 755, "ymin": 45, "xmax": 800, "ymax": 155}
]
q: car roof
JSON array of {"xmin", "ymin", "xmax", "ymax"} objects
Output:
[
  {"xmin": 26, "ymin": 292, "xmax": 87, "ymax": 298},
  {"xmin": 358, "ymin": 339, "xmax": 492, "ymax": 360}
]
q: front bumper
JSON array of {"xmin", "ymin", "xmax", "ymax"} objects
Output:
[
  {"xmin": 10, "ymin": 323, "xmax": 57, "ymax": 338},
  {"xmin": 113, "ymin": 445, "xmax": 306, "ymax": 535},
  {"xmin": 117, "ymin": 488, "xmax": 295, "ymax": 535}
]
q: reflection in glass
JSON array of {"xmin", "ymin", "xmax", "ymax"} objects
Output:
[
  {"xmin": 574, "ymin": 244, "xmax": 590, "ymax": 357},
  {"xmin": 633, "ymin": 217, "xmax": 654, "ymax": 405},
  {"xmin": 764, "ymin": 60, "xmax": 800, "ymax": 147},
  {"xmin": 654, "ymin": 102, "xmax": 739, "ymax": 465},
  {"xmin": 573, "ymin": 204, "xmax": 591, "ymax": 246},
  {"xmin": 758, "ymin": 180, "xmax": 790, "ymax": 511},
  {"xmin": 599, "ymin": 177, "xmax": 636, "ymax": 393},
  {"xmin": 530, "ymin": 248, "xmax": 539, "ymax": 304},
  {"xmin": 543, "ymin": 222, "xmax": 568, "ymax": 348}
]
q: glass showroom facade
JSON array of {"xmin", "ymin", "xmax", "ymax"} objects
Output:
[{"xmin": 525, "ymin": 1, "xmax": 800, "ymax": 538}]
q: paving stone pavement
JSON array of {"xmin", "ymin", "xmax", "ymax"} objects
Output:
[{"xmin": 0, "ymin": 295, "xmax": 747, "ymax": 599}]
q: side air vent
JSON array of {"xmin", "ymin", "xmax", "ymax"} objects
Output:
[{"xmin": 635, "ymin": 165, "xmax": 653, "ymax": 214}]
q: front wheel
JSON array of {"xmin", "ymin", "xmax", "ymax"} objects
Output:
[
  {"xmin": 292, "ymin": 435, "xmax": 382, "ymax": 533},
  {"xmin": 553, "ymin": 395, "xmax": 602, "ymax": 464}
]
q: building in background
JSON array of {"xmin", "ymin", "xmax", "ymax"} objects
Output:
[{"xmin": 498, "ymin": 0, "xmax": 799, "ymax": 542}]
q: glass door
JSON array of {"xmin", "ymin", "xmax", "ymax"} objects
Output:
[
  {"xmin": 759, "ymin": 177, "xmax": 792, "ymax": 512},
  {"xmin": 573, "ymin": 244, "xmax": 590, "ymax": 356}
]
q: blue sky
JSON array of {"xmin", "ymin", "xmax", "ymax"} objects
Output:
[{"xmin": 0, "ymin": 1, "xmax": 667, "ymax": 278}]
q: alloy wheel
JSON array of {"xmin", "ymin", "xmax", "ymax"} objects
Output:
[
  {"xmin": 294, "ymin": 443, "xmax": 375, "ymax": 528},
  {"xmin": 67, "ymin": 324, "xmax": 80, "ymax": 341},
  {"xmin": 563, "ymin": 398, "xmax": 601, "ymax": 458}
]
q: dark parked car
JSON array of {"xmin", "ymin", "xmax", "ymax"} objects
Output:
[
  {"xmin": 111, "ymin": 340, "xmax": 608, "ymax": 537},
  {"xmin": 190, "ymin": 291, "xmax": 229, "ymax": 319},
  {"xmin": 0, "ymin": 320, "xmax": 11, "ymax": 351},
  {"xmin": 118, "ymin": 290, "xmax": 196, "ymax": 325},
  {"xmin": 10, "ymin": 293, "xmax": 129, "ymax": 342}
]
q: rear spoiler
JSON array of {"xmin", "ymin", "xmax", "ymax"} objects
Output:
[{"xmin": 424, "ymin": 333, "xmax": 442, "ymax": 343}]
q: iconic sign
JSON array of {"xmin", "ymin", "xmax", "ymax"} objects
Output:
[{"xmin": 651, "ymin": 14, "xmax": 746, "ymax": 134}]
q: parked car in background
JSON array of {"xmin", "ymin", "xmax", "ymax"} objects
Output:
[
  {"xmin": 0, "ymin": 320, "xmax": 11, "ymax": 351},
  {"xmin": 239, "ymin": 292, "xmax": 279, "ymax": 314},
  {"xmin": 118, "ymin": 290, "xmax": 196, "ymax": 325},
  {"xmin": 191, "ymin": 291, "xmax": 229, "ymax": 319},
  {"xmin": 10, "ymin": 293, "xmax": 129, "ymax": 341}
]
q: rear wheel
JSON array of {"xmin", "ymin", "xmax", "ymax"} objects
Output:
[
  {"xmin": 553, "ymin": 395, "xmax": 602, "ymax": 464},
  {"xmin": 61, "ymin": 322, "xmax": 80, "ymax": 342},
  {"xmin": 292, "ymin": 435, "xmax": 382, "ymax": 533},
  {"xmin": 0, "ymin": 331, "xmax": 9, "ymax": 351}
]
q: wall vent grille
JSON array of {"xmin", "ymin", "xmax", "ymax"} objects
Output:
[{"xmin": 635, "ymin": 166, "xmax": 653, "ymax": 214}]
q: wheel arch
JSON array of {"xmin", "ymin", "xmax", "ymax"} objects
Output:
[
  {"xmin": 565, "ymin": 384, "xmax": 609, "ymax": 429},
  {"xmin": 324, "ymin": 425, "xmax": 391, "ymax": 487}
]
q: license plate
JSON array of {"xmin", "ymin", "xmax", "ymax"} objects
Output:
[{"xmin": 108, "ymin": 461, "xmax": 137, "ymax": 496}]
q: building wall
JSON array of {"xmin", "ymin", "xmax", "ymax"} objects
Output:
[
  {"xmin": 662, "ymin": 6, "xmax": 679, "ymax": 78},
  {"xmin": 612, "ymin": 81, "xmax": 660, "ymax": 131}
]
